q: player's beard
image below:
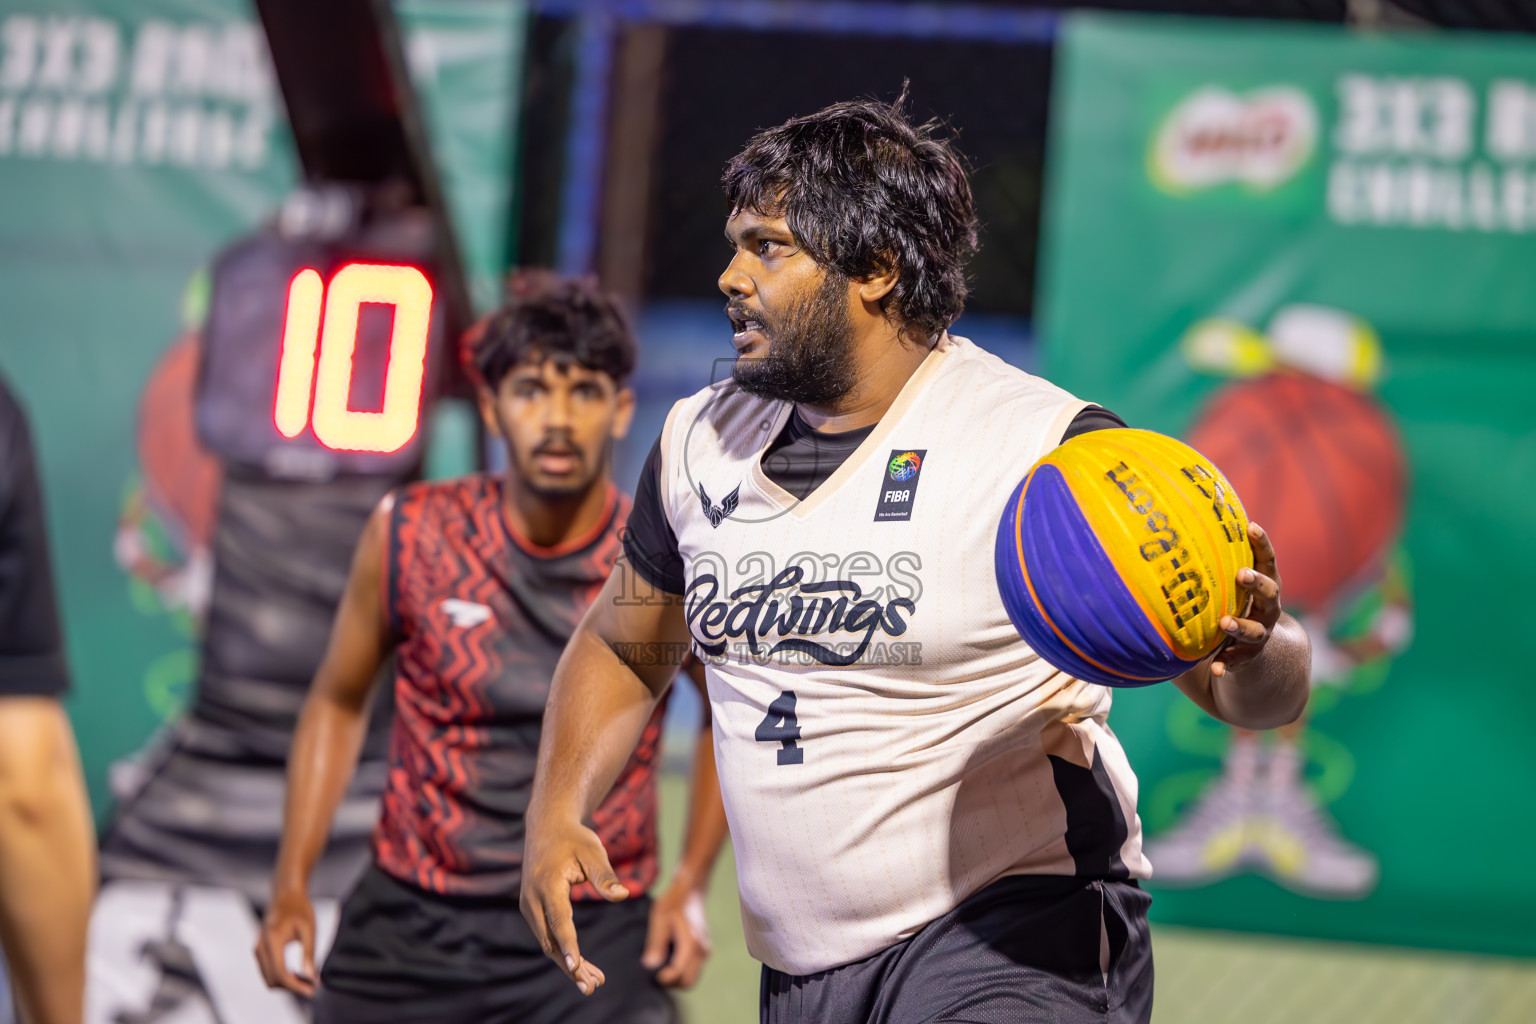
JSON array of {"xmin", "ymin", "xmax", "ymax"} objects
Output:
[{"xmin": 731, "ymin": 272, "xmax": 858, "ymax": 406}]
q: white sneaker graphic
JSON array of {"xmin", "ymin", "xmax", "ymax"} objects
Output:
[
  {"xmin": 1144, "ymin": 773, "xmax": 1257, "ymax": 885},
  {"xmin": 1251, "ymin": 778, "xmax": 1378, "ymax": 899}
]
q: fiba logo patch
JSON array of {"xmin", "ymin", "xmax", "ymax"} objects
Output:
[
  {"xmin": 888, "ymin": 451, "xmax": 921, "ymax": 482},
  {"xmin": 875, "ymin": 449, "xmax": 927, "ymax": 522}
]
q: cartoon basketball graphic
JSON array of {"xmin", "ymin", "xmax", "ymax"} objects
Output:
[
  {"xmin": 1146, "ymin": 305, "xmax": 1412, "ymax": 899},
  {"xmin": 114, "ymin": 330, "xmax": 223, "ymax": 620},
  {"xmin": 1186, "ymin": 371, "xmax": 1406, "ymax": 615}
]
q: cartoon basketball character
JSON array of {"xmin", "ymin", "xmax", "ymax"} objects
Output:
[
  {"xmin": 113, "ymin": 264, "xmax": 224, "ymax": 626},
  {"xmin": 1144, "ymin": 305, "xmax": 1411, "ymax": 898},
  {"xmin": 114, "ymin": 310, "xmax": 223, "ymax": 623}
]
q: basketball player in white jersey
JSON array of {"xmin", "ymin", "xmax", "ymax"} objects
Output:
[{"xmin": 521, "ymin": 94, "xmax": 1312, "ymax": 1022}]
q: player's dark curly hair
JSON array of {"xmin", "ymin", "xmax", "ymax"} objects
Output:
[
  {"xmin": 467, "ymin": 270, "xmax": 637, "ymax": 389},
  {"xmin": 722, "ymin": 87, "xmax": 979, "ymax": 343}
]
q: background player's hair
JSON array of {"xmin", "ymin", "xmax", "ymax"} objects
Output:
[
  {"xmin": 722, "ymin": 85, "xmax": 979, "ymax": 343},
  {"xmin": 468, "ymin": 270, "xmax": 638, "ymax": 389}
]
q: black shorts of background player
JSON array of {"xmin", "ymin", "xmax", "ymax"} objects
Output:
[{"xmin": 254, "ymin": 273, "xmax": 728, "ymax": 1024}]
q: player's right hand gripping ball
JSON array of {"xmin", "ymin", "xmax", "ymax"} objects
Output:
[{"xmin": 995, "ymin": 428, "xmax": 1253, "ymax": 687}]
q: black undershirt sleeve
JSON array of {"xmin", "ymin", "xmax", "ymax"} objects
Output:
[
  {"xmin": 1062, "ymin": 405, "xmax": 1128, "ymax": 440},
  {"xmin": 619, "ymin": 404, "xmax": 1128, "ymax": 598},
  {"xmin": 622, "ymin": 436, "xmax": 688, "ymax": 595},
  {"xmin": 0, "ymin": 378, "xmax": 69, "ymax": 696}
]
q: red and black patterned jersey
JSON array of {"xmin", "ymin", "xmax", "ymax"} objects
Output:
[{"xmin": 373, "ymin": 474, "xmax": 666, "ymax": 898}]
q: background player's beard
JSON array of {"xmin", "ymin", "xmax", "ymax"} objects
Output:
[{"xmin": 731, "ymin": 272, "xmax": 858, "ymax": 405}]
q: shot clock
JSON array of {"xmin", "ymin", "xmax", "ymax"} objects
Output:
[
  {"xmin": 196, "ymin": 190, "xmax": 448, "ymax": 480},
  {"xmin": 98, "ymin": 187, "xmax": 451, "ymax": 906}
]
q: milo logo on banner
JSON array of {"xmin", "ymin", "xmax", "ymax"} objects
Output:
[
  {"xmin": 1149, "ymin": 85, "xmax": 1318, "ymax": 193},
  {"xmin": 1147, "ymin": 73, "xmax": 1536, "ymax": 232}
]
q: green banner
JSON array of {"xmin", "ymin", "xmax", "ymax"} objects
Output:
[
  {"xmin": 396, "ymin": 0, "xmax": 524, "ymax": 312},
  {"xmin": 0, "ymin": 0, "xmax": 521, "ymax": 812},
  {"xmin": 1040, "ymin": 13, "xmax": 1536, "ymax": 956}
]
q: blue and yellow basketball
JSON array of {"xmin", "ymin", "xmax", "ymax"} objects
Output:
[{"xmin": 995, "ymin": 428, "xmax": 1253, "ymax": 687}]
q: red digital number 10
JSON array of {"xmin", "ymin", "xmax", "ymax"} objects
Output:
[{"xmin": 274, "ymin": 263, "xmax": 434, "ymax": 454}]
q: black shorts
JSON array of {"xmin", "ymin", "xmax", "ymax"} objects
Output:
[
  {"xmin": 316, "ymin": 864, "xmax": 677, "ymax": 1024},
  {"xmin": 760, "ymin": 876, "xmax": 1153, "ymax": 1024}
]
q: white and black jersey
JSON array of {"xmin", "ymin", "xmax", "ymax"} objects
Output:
[{"xmin": 621, "ymin": 335, "xmax": 1149, "ymax": 976}]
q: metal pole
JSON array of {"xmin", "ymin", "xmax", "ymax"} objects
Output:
[{"xmin": 557, "ymin": 8, "xmax": 617, "ymax": 275}]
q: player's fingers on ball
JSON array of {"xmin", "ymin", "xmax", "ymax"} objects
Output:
[
  {"xmin": 1220, "ymin": 615, "xmax": 1268, "ymax": 645},
  {"xmin": 1237, "ymin": 567, "xmax": 1279, "ymax": 603},
  {"xmin": 1237, "ymin": 570, "xmax": 1281, "ymax": 625},
  {"xmin": 1248, "ymin": 521, "xmax": 1279, "ymax": 578}
]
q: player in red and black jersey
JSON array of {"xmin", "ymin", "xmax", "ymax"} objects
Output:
[{"xmin": 255, "ymin": 273, "xmax": 726, "ymax": 1023}]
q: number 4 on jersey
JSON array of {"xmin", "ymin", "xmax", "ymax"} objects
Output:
[{"xmin": 755, "ymin": 691, "xmax": 803, "ymax": 765}]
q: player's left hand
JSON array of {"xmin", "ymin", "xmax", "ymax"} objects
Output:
[
  {"xmin": 1211, "ymin": 521, "xmax": 1283, "ymax": 679},
  {"xmin": 642, "ymin": 877, "xmax": 712, "ymax": 988}
]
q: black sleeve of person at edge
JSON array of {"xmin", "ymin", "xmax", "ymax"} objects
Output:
[
  {"xmin": 620, "ymin": 405, "xmax": 1129, "ymax": 597},
  {"xmin": 0, "ymin": 377, "xmax": 70, "ymax": 697}
]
